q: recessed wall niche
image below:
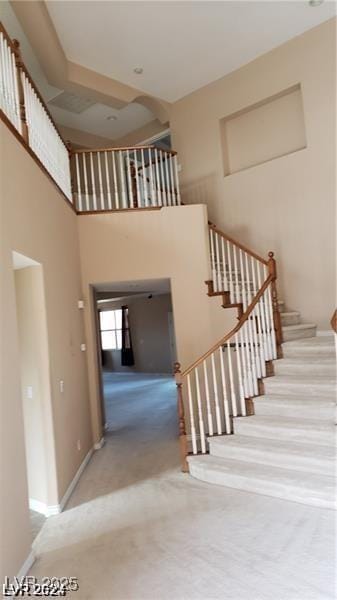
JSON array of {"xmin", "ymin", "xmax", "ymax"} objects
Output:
[{"xmin": 220, "ymin": 84, "xmax": 307, "ymax": 176}]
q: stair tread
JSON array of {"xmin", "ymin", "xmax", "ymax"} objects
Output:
[
  {"xmin": 234, "ymin": 415, "xmax": 335, "ymax": 432},
  {"xmin": 254, "ymin": 393, "xmax": 336, "ymax": 406},
  {"xmin": 265, "ymin": 373, "xmax": 336, "ymax": 384},
  {"xmin": 188, "ymin": 455, "xmax": 336, "ymax": 494},
  {"xmin": 283, "ymin": 336, "xmax": 334, "ymax": 347},
  {"xmin": 276, "ymin": 357, "xmax": 336, "ymax": 364},
  {"xmin": 281, "ymin": 311, "xmax": 301, "ymax": 317},
  {"xmin": 208, "ymin": 434, "xmax": 336, "ymax": 460},
  {"xmin": 282, "ymin": 323, "xmax": 316, "ymax": 331}
]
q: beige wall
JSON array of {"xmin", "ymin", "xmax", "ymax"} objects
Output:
[
  {"xmin": 77, "ymin": 205, "xmax": 234, "ymax": 444},
  {"xmin": 0, "ymin": 122, "xmax": 92, "ymax": 579},
  {"xmin": 100, "ymin": 293, "xmax": 173, "ymax": 374},
  {"xmin": 14, "ymin": 266, "xmax": 53, "ymax": 508},
  {"xmin": 171, "ymin": 19, "xmax": 336, "ymax": 329}
]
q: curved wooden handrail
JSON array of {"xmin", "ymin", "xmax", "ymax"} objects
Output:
[
  {"xmin": 181, "ymin": 274, "xmax": 274, "ymax": 377},
  {"xmin": 330, "ymin": 309, "xmax": 337, "ymax": 333},
  {"xmin": 209, "ymin": 223, "xmax": 268, "ymax": 266}
]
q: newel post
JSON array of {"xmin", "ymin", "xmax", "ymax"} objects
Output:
[
  {"xmin": 267, "ymin": 252, "xmax": 283, "ymax": 357},
  {"xmin": 13, "ymin": 39, "xmax": 29, "ymax": 144},
  {"xmin": 66, "ymin": 141, "xmax": 76, "ymax": 208},
  {"xmin": 174, "ymin": 362, "xmax": 189, "ymax": 473}
]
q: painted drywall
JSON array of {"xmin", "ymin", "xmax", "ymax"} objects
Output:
[
  {"xmin": 0, "ymin": 121, "xmax": 92, "ymax": 580},
  {"xmin": 100, "ymin": 293, "xmax": 173, "ymax": 374},
  {"xmin": 77, "ymin": 204, "xmax": 235, "ymax": 444},
  {"xmin": 170, "ymin": 18, "xmax": 336, "ymax": 329},
  {"xmin": 14, "ymin": 266, "xmax": 51, "ymax": 508}
]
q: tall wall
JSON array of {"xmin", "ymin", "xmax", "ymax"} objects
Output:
[
  {"xmin": 171, "ymin": 19, "xmax": 336, "ymax": 329},
  {"xmin": 101, "ymin": 293, "xmax": 174, "ymax": 374},
  {"xmin": 77, "ymin": 204, "xmax": 234, "ymax": 444},
  {"xmin": 0, "ymin": 122, "xmax": 92, "ymax": 580}
]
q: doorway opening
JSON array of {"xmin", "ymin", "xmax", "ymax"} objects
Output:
[
  {"xmin": 93, "ymin": 278, "xmax": 180, "ymax": 479},
  {"xmin": 12, "ymin": 251, "xmax": 56, "ymax": 541}
]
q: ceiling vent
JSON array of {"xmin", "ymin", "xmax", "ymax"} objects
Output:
[{"xmin": 49, "ymin": 91, "xmax": 95, "ymax": 114}]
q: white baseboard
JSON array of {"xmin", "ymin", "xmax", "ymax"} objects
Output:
[
  {"xmin": 29, "ymin": 448, "xmax": 93, "ymax": 516},
  {"xmin": 17, "ymin": 549, "xmax": 35, "ymax": 578},
  {"xmin": 58, "ymin": 448, "xmax": 93, "ymax": 512},
  {"xmin": 94, "ymin": 436, "xmax": 105, "ymax": 450}
]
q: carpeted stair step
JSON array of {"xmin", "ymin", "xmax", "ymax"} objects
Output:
[
  {"xmin": 253, "ymin": 394, "xmax": 336, "ymax": 421},
  {"xmin": 282, "ymin": 323, "xmax": 317, "ymax": 342},
  {"xmin": 233, "ymin": 415, "xmax": 335, "ymax": 447},
  {"xmin": 208, "ymin": 434, "xmax": 336, "ymax": 476},
  {"xmin": 188, "ymin": 455, "xmax": 336, "ymax": 509}
]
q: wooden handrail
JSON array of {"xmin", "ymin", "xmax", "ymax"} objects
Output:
[
  {"xmin": 181, "ymin": 274, "xmax": 274, "ymax": 377},
  {"xmin": 330, "ymin": 309, "xmax": 337, "ymax": 333},
  {"xmin": 72, "ymin": 145, "xmax": 177, "ymax": 156},
  {"xmin": 209, "ymin": 223, "xmax": 268, "ymax": 266}
]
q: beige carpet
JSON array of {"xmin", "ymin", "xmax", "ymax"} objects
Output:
[{"xmin": 31, "ymin": 373, "xmax": 335, "ymax": 600}]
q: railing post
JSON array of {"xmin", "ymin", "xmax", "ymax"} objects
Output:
[
  {"xmin": 12, "ymin": 39, "xmax": 28, "ymax": 143},
  {"xmin": 66, "ymin": 141, "xmax": 76, "ymax": 209},
  {"xmin": 268, "ymin": 252, "xmax": 283, "ymax": 357},
  {"xmin": 130, "ymin": 161, "xmax": 138, "ymax": 208},
  {"xmin": 174, "ymin": 362, "xmax": 189, "ymax": 473}
]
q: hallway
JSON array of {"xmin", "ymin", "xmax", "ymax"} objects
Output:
[{"xmin": 30, "ymin": 374, "xmax": 334, "ymax": 600}]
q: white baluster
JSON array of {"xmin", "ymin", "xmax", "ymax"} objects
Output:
[
  {"xmin": 112, "ymin": 151, "xmax": 119, "ymax": 209},
  {"xmin": 187, "ymin": 375, "xmax": 198, "ymax": 455},
  {"xmin": 209, "ymin": 229, "xmax": 217, "ymax": 291},
  {"xmin": 203, "ymin": 360, "xmax": 213, "ymax": 436},
  {"xmin": 89, "ymin": 152, "xmax": 97, "ymax": 211},
  {"xmin": 227, "ymin": 241, "xmax": 235, "ymax": 302},
  {"xmin": 226, "ymin": 341, "xmax": 237, "ymax": 417},
  {"xmin": 211, "ymin": 353, "xmax": 222, "ymax": 434},
  {"xmin": 148, "ymin": 148, "xmax": 155, "ymax": 206},
  {"xmin": 74, "ymin": 153, "xmax": 82, "ymax": 212},
  {"xmin": 164, "ymin": 152, "xmax": 171, "ymax": 205},
  {"xmin": 263, "ymin": 265, "xmax": 277, "ymax": 360},
  {"xmin": 125, "ymin": 150, "xmax": 133, "ymax": 209},
  {"xmin": 119, "ymin": 150, "xmax": 127, "ymax": 209},
  {"xmin": 221, "ymin": 237, "xmax": 229, "ymax": 292},
  {"xmin": 174, "ymin": 155, "xmax": 181, "ymax": 205},
  {"xmin": 82, "ymin": 153, "xmax": 89, "ymax": 211},
  {"xmin": 104, "ymin": 151, "xmax": 112, "ymax": 210},
  {"xmin": 215, "ymin": 232, "xmax": 222, "ymax": 292},
  {"xmin": 195, "ymin": 368, "xmax": 206, "ymax": 453},
  {"xmin": 159, "ymin": 150, "xmax": 167, "ymax": 206},
  {"xmin": 234, "ymin": 332, "xmax": 246, "ymax": 415},
  {"xmin": 97, "ymin": 152, "xmax": 104, "ymax": 210},
  {"xmin": 141, "ymin": 148, "xmax": 148, "ymax": 207},
  {"xmin": 219, "ymin": 347, "xmax": 231, "ymax": 433},
  {"xmin": 154, "ymin": 148, "xmax": 162, "ymax": 206}
]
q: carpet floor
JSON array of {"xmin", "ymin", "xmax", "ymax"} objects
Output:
[{"xmin": 31, "ymin": 372, "xmax": 335, "ymax": 600}]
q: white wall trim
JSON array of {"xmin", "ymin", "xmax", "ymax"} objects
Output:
[
  {"xmin": 29, "ymin": 498, "xmax": 48, "ymax": 515},
  {"xmin": 58, "ymin": 448, "xmax": 93, "ymax": 512},
  {"xmin": 94, "ymin": 436, "xmax": 105, "ymax": 450},
  {"xmin": 29, "ymin": 448, "xmax": 93, "ymax": 516},
  {"xmin": 17, "ymin": 549, "xmax": 35, "ymax": 579}
]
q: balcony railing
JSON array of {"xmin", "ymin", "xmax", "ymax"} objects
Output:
[
  {"xmin": 71, "ymin": 146, "xmax": 180, "ymax": 212},
  {"xmin": 0, "ymin": 21, "xmax": 181, "ymax": 212}
]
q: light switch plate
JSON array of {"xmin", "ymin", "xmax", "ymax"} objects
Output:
[
  {"xmin": 78, "ymin": 300, "xmax": 84, "ymax": 309},
  {"xmin": 80, "ymin": 343, "xmax": 86, "ymax": 351},
  {"xmin": 27, "ymin": 386, "xmax": 33, "ymax": 399}
]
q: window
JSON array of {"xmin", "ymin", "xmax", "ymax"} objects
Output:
[{"xmin": 100, "ymin": 309, "xmax": 122, "ymax": 350}]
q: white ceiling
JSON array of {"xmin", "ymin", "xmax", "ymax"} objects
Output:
[
  {"xmin": 48, "ymin": 99, "xmax": 154, "ymax": 140},
  {"xmin": 46, "ymin": 0, "xmax": 336, "ymax": 102}
]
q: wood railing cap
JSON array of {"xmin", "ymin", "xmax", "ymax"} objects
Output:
[
  {"xmin": 208, "ymin": 222, "xmax": 269, "ymax": 266},
  {"xmin": 71, "ymin": 145, "xmax": 177, "ymax": 156}
]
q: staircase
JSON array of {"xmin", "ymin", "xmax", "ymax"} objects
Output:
[{"xmin": 176, "ymin": 225, "xmax": 336, "ymax": 510}]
